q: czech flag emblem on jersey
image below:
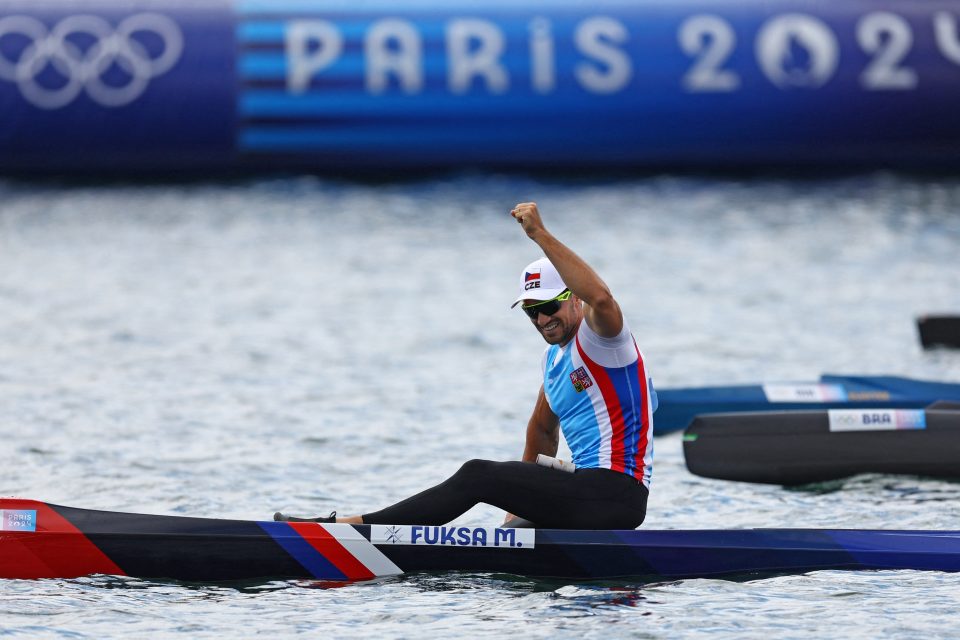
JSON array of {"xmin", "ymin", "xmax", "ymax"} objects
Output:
[{"xmin": 570, "ymin": 367, "xmax": 593, "ymax": 392}]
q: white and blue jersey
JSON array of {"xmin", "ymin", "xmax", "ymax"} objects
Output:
[{"xmin": 541, "ymin": 320, "xmax": 656, "ymax": 488}]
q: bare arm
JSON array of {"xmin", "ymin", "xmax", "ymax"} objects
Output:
[
  {"xmin": 511, "ymin": 202, "xmax": 623, "ymax": 338},
  {"xmin": 521, "ymin": 385, "xmax": 560, "ymax": 462}
]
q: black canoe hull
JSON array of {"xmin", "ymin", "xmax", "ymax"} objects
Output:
[
  {"xmin": 684, "ymin": 407, "xmax": 960, "ymax": 485},
  {"xmin": 6, "ymin": 499, "xmax": 960, "ymax": 583}
]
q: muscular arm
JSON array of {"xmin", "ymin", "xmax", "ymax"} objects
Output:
[
  {"xmin": 511, "ymin": 202, "xmax": 623, "ymax": 338},
  {"xmin": 521, "ymin": 386, "xmax": 560, "ymax": 462}
]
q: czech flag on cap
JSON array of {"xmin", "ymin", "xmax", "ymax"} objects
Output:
[{"xmin": 512, "ymin": 257, "xmax": 566, "ymax": 308}]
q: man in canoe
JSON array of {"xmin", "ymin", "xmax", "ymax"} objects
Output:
[{"xmin": 276, "ymin": 202, "xmax": 655, "ymax": 529}]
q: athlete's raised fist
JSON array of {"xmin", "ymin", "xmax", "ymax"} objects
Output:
[{"xmin": 511, "ymin": 202, "xmax": 546, "ymax": 239}]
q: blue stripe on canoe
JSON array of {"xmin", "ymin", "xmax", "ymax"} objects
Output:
[{"xmin": 258, "ymin": 521, "xmax": 349, "ymax": 580}]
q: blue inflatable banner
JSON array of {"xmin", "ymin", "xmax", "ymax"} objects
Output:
[{"xmin": 1, "ymin": 0, "xmax": 960, "ymax": 171}]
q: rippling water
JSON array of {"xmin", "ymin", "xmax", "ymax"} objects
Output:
[{"xmin": 1, "ymin": 173, "xmax": 959, "ymax": 638}]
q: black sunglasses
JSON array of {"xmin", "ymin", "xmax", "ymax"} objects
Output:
[{"xmin": 521, "ymin": 290, "xmax": 572, "ymax": 319}]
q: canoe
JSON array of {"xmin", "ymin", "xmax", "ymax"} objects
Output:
[
  {"xmin": 654, "ymin": 375, "xmax": 960, "ymax": 435},
  {"xmin": 683, "ymin": 402, "xmax": 960, "ymax": 485},
  {"xmin": 4, "ymin": 499, "xmax": 960, "ymax": 582},
  {"xmin": 917, "ymin": 316, "xmax": 960, "ymax": 349}
]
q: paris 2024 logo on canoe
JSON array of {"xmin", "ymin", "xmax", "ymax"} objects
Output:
[{"xmin": 0, "ymin": 13, "xmax": 183, "ymax": 109}]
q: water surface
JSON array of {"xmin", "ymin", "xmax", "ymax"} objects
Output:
[{"xmin": 1, "ymin": 173, "xmax": 959, "ymax": 638}]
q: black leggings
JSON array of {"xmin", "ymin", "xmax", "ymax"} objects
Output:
[{"xmin": 361, "ymin": 459, "xmax": 648, "ymax": 530}]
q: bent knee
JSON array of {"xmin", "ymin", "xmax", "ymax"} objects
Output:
[{"xmin": 457, "ymin": 458, "xmax": 495, "ymax": 479}]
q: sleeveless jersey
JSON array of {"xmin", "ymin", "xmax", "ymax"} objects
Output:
[{"xmin": 541, "ymin": 319, "xmax": 656, "ymax": 487}]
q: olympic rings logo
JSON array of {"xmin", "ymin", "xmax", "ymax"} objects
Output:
[{"xmin": 0, "ymin": 13, "xmax": 183, "ymax": 109}]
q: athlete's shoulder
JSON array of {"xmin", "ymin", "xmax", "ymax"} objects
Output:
[
  {"xmin": 575, "ymin": 317, "xmax": 638, "ymax": 367},
  {"xmin": 577, "ymin": 315, "xmax": 633, "ymax": 347}
]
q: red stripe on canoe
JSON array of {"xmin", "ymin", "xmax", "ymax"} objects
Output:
[
  {"xmin": 0, "ymin": 498, "xmax": 125, "ymax": 579},
  {"xmin": 287, "ymin": 522, "xmax": 376, "ymax": 581}
]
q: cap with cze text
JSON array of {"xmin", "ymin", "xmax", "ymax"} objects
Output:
[{"xmin": 510, "ymin": 257, "xmax": 568, "ymax": 308}]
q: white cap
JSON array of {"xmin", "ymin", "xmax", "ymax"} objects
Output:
[{"xmin": 510, "ymin": 257, "xmax": 568, "ymax": 308}]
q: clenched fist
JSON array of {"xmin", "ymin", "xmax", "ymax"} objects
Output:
[{"xmin": 511, "ymin": 202, "xmax": 547, "ymax": 239}]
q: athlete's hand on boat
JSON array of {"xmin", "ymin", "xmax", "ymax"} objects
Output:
[{"xmin": 511, "ymin": 202, "xmax": 546, "ymax": 239}]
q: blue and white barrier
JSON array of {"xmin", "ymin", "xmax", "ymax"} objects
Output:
[{"xmin": 1, "ymin": 0, "xmax": 960, "ymax": 171}]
